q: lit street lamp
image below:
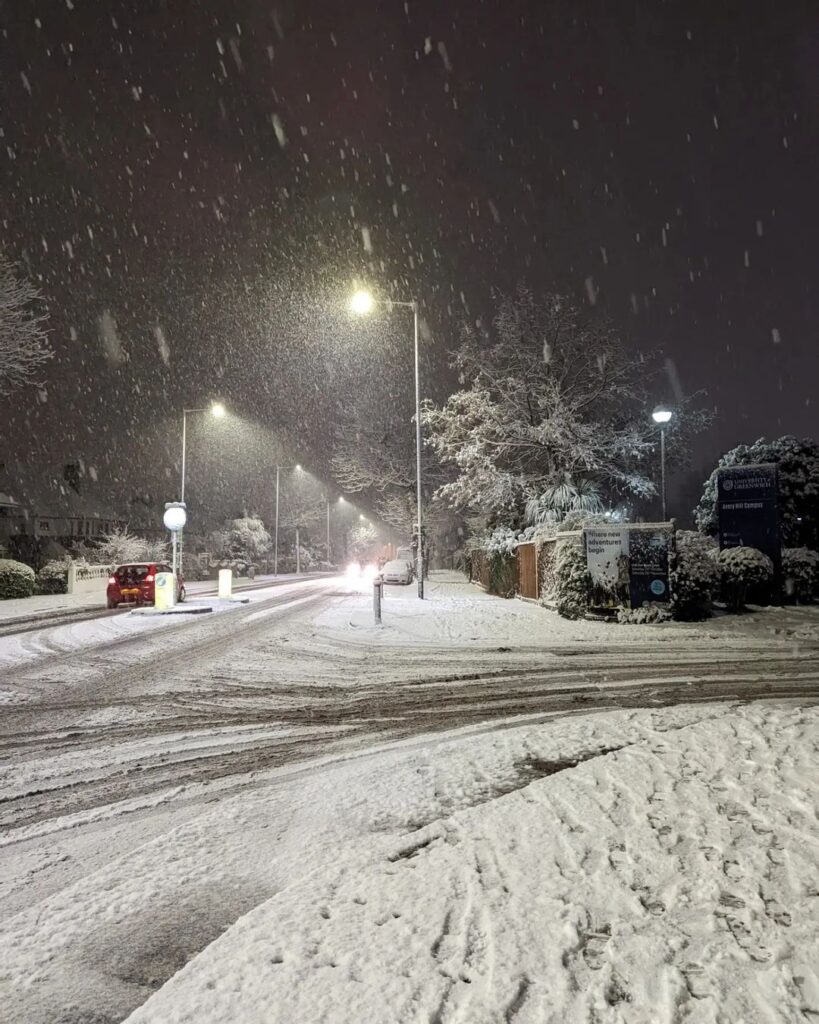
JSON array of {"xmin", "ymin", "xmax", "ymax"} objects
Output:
[
  {"xmin": 179, "ymin": 402, "xmax": 226, "ymax": 576},
  {"xmin": 350, "ymin": 288, "xmax": 425, "ymax": 598},
  {"xmin": 274, "ymin": 463, "xmax": 301, "ymax": 576},
  {"xmin": 652, "ymin": 405, "xmax": 673, "ymax": 521},
  {"xmin": 164, "ymin": 502, "xmax": 187, "ymax": 580}
]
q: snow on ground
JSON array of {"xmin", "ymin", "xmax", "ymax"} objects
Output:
[
  {"xmin": 0, "ymin": 575, "xmax": 328, "ymax": 679},
  {"xmin": 126, "ymin": 702, "xmax": 819, "ymax": 1024},
  {"xmin": 2, "ymin": 701, "xmax": 817, "ymax": 1024},
  {"xmin": 2, "ymin": 573, "xmax": 818, "ymax": 1023},
  {"xmin": 324, "ymin": 572, "xmax": 819, "ymax": 648},
  {"xmin": 0, "ymin": 587, "xmax": 108, "ymax": 622}
]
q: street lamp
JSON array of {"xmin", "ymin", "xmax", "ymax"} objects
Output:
[
  {"xmin": 179, "ymin": 402, "xmax": 226, "ymax": 575},
  {"xmin": 350, "ymin": 287, "xmax": 425, "ymax": 598},
  {"xmin": 274, "ymin": 463, "xmax": 302, "ymax": 576},
  {"xmin": 181, "ymin": 402, "xmax": 227, "ymax": 503},
  {"xmin": 350, "ymin": 289, "xmax": 376, "ymax": 315},
  {"xmin": 652, "ymin": 405, "xmax": 673, "ymax": 521}
]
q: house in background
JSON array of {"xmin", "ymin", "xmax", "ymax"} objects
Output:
[{"xmin": 0, "ymin": 460, "xmax": 126, "ymax": 566}]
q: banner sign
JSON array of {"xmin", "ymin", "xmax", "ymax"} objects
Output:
[
  {"xmin": 627, "ymin": 528, "xmax": 671, "ymax": 607},
  {"xmin": 585, "ymin": 528, "xmax": 630, "ymax": 608},
  {"xmin": 717, "ymin": 463, "xmax": 780, "ymax": 581},
  {"xmin": 585, "ymin": 525, "xmax": 672, "ymax": 609}
]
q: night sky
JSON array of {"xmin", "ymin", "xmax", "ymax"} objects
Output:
[{"xmin": 1, "ymin": 0, "xmax": 817, "ymax": 518}]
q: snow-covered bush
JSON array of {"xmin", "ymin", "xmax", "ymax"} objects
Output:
[
  {"xmin": 295, "ymin": 545, "xmax": 314, "ymax": 570},
  {"xmin": 616, "ymin": 605, "xmax": 671, "ymax": 624},
  {"xmin": 670, "ymin": 531, "xmax": 719, "ymax": 621},
  {"xmin": 485, "ymin": 526, "xmax": 518, "ymax": 557},
  {"xmin": 95, "ymin": 527, "xmax": 167, "ymax": 565},
  {"xmin": 553, "ymin": 540, "xmax": 589, "ymax": 619},
  {"xmin": 225, "ymin": 516, "xmax": 271, "ymax": 563},
  {"xmin": 488, "ymin": 552, "xmax": 516, "ymax": 598},
  {"xmin": 781, "ymin": 547, "xmax": 818, "ymax": 604},
  {"xmin": 211, "ymin": 558, "xmax": 255, "ymax": 578},
  {"xmin": 0, "ymin": 558, "xmax": 35, "ymax": 599},
  {"xmin": 35, "ymin": 558, "xmax": 74, "ymax": 595},
  {"xmin": 718, "ymin": 546, "xmax": 774, "ymax": 611}
]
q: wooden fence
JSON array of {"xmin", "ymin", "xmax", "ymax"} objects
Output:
[{"xmin": 515, "ymin": 542, "xmax": 539, "ymax": 600}]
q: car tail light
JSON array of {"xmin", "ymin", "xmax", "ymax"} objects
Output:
[
  {"xmin": 145, "ymin": 574, "xmax": 154, "ymax": 583},
  {"xmin": 108, "ymin": 576, "xmax": 117, "ymax": 585}
]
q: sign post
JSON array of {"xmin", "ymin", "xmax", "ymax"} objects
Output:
[{"xmin": 717, "ymin": 463, "xmax": 780, "ymax": 596}]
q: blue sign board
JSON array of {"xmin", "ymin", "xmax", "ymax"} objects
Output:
[{"xmin": 717, "ymin": 463, "xmax": 781, "ymax": 590}]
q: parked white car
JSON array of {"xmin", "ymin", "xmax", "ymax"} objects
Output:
[{"xmin": 381, "ymin": 559, "xmax": 413, "ymax": 585}]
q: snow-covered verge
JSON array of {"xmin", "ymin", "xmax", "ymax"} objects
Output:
[
  {"xmin": 124, "ymin": 702, "xmax": 819, "ymax": 1024},
  {"xmin": 323, "ymin": 571, "xmax": 819, "ymax": 647},
  {"xmin": 2, "ymin": 701, "xmax": 816, "ymax": 1024}
]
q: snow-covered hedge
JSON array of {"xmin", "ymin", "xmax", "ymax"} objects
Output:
[
  {"xmin": 553, "ymin": 540, "xmax": 589, "ymax": 619},
  {"xmin": 485, "ymin": 526, "xmax": 518, "ymax": 557},
  {"xmin": 0, "ymin": 558, "xmax": 36, "ymax": 599},
  {"xmin": 670, "ymin": 531, "xmax": 719, "ymax": 621},
  {"xmin": 488, "ymin": 552, "xmax": 516, "ymax": 598},
  {"xmin": 35, "ymin": 559, "xmax": 71, "ymax": 595},
  {"xmin": 781, "ymin": 547, "xmax": 818, "ymax": 604},
  {"xmin": 718, "ymin": 546, "xmax": 774, "ymax": 611},
  {"xmin": 617, "ymin": 604, "xmax": 671, "ymax": 624}
]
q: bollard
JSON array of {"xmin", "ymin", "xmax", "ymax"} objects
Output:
[
  {"xmin": 218, "ymin": 568, "xmax": 233, "ymax": 600},
  {"xmin": 373, "ymin": 576, "xmax": 383, "ymax": 625},
  {"xmin": 154, "ymin": 572, "xmax": 176, "ymax": 610}
]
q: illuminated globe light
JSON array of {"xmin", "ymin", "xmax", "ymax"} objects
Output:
[
  {"xmin": 163, "ymin": 504, "xmax": 187, "ymax": 532},
  {"xmin": 350, "ymin": 289, "xmax": 375, "ymax": 315},
  {"xmin": 652, "ymin": 405, "xmax": 673, "ymax": 424},
  {"xmin": 210, "ymin": 401, "xmax": 226, "ymax": 418}
]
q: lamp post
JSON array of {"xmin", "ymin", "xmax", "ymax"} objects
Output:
[
  {"xmin": 164, "ymin": 502, "xmax": 187, "ymax": 580},
  {"xmin": 274, "ymin": 463, "xmax": 301, "ymax": 576},
  {"xmin": 179, "ymin": 402, "xmax": 225, "ymax": 574},
  {"xmin": 350, "ymin": 288, "xmax": 425, "ymax": 598},
  {"xmin": 652, "ymin": 405, "xmax": 673, "ymax": 521}
]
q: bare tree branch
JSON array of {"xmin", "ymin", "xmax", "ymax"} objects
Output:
[{"xmin": 0, "ymin": 254, "xmax": 52, "ymax": 396}]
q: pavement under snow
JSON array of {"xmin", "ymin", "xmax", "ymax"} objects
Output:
[{"xmin": 0, "ymin": 573, "xmax": 817, "ymax": 1023}]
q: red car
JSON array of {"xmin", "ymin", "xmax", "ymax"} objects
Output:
[{"xmin": 107, "ymin": 562, "xmax": 185, "ymax": 608}]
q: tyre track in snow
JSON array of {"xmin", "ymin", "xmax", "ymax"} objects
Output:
[
  {"xmin": 2, "ymin": 575, "xmax": 818, "ymax": 842},
  {"xmin": 2, "ymin": 643, "xmax": 817, "ymax": 839}
]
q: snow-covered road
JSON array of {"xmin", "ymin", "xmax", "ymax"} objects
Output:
[{"xmin": 1, "ymin": 573, "xmax": 818, "ymax": 1023}]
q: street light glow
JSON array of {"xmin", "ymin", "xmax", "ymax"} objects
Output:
[
  {"xmin": 652, "ymin": 406, "xmax": 673, "ymax": 424},
  {"xmin": 210, "ymin": 402, "xmax": 226, "ymax": 418},
  {"xmin": 350, "ymin": 289, "xmax": 375, "ymax": 315},
  {"xmin": 295, "ymin": 463, "xmax": 302, "ymax": 471}
]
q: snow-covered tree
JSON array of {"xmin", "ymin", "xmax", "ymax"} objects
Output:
[
  {"xmin": 695, "ymin": 435, "xmax": 819, "ymax": 547},
  {"xmin": 423, "ymin": 288, "xmax": 659, "ymax": 530},
  {"xmin": 0, "ymin": 254, "xmax": 51, "ymax": 395},
  {"xmin": 93, "ymin": 527, "xmax": 168, "ymax": 564},
  {"xmin": 332, "ymin": 418, "xmax": 416, "ymax": 494},
  {"xmin": 332, "ymin": 415, "xmax": 445, "ymax": 542},
  {"xmin": 224, "ymin": 516, "xmax": 271, "ymax": 562}
]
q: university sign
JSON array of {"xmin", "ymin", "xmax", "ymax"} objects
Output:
[{"xmin": 716, "ymin": 463, "xmax": 781, "ymax": 585}]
